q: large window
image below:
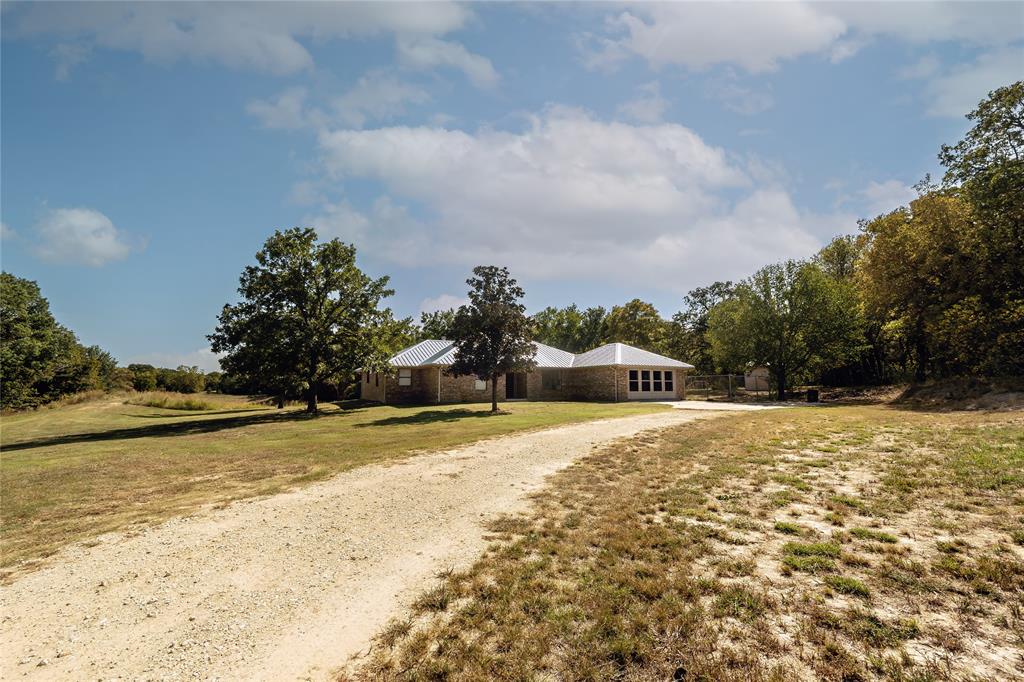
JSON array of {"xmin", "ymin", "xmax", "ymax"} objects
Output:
[
  {"xmin": 628, "ymin": 368, "xmax": 675, "ymax": 394},
  {"xmin": 398, "ymin": 368, "xmax": 412, "ymax": 386}
]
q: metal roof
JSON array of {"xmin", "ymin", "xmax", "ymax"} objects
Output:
[
  {"xmin": 573, "ymin": 342, "xmax": 694, "ymax": 369},
  {"xmin": 389, "ymin": 340, "xmax": 692, "ymax": 369}
]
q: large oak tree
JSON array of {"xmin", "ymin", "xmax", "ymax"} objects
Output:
[{"xmin": 209, "ymin": 228, "xmax": 398, "ymax": 413}]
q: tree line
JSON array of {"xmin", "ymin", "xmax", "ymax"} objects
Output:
[{"xmin": 2, "ymin": 82, "xmax": 1019, "ymax": 410}]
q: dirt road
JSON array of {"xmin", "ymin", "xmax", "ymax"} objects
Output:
[{"xmin": 1, "ymin": 409, "xmax": 719, "ymax": 681}]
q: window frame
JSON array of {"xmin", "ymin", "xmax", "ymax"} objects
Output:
[
  {"xmin": 398, "ymin": 368, "xmax": 412, "ymax": 387},
  {"xmin": 664, "ymin": 370, "xmax": 674, "ymax": 392},
  {"xmin": 474, "ymin": 379, "xmax": 487, "ymax": 391},
  {"xmin": 628, "ymin": 369, "xmax": 639, "ymax": 392}
]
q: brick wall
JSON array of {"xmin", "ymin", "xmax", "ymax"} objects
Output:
[
  {"xmin": 526, "ymin": 369, "xmax": 570, "ymax": 401},
  {"xmin": 438, "ymin": 371, "xmax": 505, "ymax": 403},
  {"xmin": 562, "ymin": 366, "xmax": 619, "ymax": 401},
  {"xmin": 361, "ymin": 371, "xmax": 386, "ymax": 402}
]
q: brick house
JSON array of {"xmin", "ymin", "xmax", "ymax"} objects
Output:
[{"xmin": 360, "ymin": 340, "xmax": 694, "ymax": 404}]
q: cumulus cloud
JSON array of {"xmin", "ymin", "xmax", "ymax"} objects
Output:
[
  {"xmin": 918, "ymin": 48, "xmax": 1023, "ymax": 118},
  {"xmin": 333, "ymin": 70, "xmax": 431, "ymax": 128},
  {"xmin": 617, "ymin": 81, "xmax": 668, "ymax": 123},
  {"xmin": 33, "ymin": 207, "xmax": 135, "ymax": 266},
  {"xmin": 583, "ymin": 2, "xmax": 1023, "ymax": 74},
  {"xmin": 585, "ymin": 3, "xmax": 845, "ymax": 73},
  {"xmin": 396, "ymin": 36, "xmax": 499, "ymax": 88},
  {"xmin": 310, "ymin": 107, "xmax": 841, "ymax": 291},
  {"xmin": 9, "ymin": 2, "xmax": 476, "ymax": 77},
  {"xmin": 419, "ymin": 294, "xmax": 468, "ymax": 315}
]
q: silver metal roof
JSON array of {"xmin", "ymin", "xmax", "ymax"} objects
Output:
[
  {"xmin": 389, "ymin": 340, "xmax": 692, "ymax": 369},
  {"xmin": 573, "ymin": 342, "xmax": 694, "ymax": 369}
]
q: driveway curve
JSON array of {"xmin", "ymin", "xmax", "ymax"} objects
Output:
[{"xmin": 1, "ymin": 408, "xmax": 719, "ymax": 681}]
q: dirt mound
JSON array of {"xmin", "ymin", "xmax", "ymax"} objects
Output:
[{"xmin": 896, "ymin": 377, "xmax": 1024, "ymax": 411}]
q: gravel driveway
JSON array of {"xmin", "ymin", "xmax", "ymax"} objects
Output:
[{"xmin": 1, "ymin": 409, "xmax": 717, "ymax": 681}]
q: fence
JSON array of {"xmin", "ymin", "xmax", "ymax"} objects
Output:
[{"xmin": 684, "ymin": 374, "xmax": 771, "ymax": 401}]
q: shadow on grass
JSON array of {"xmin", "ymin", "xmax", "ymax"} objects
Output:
[
  {"xmin": 355, "ymin": 408, "xmax": 498, "ymax": 428},
  {"xmin": 1, "ymin": 409, "xmax": 344, "ymax": 452}
]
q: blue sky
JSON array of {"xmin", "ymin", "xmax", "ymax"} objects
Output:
[{"xmin": 2, "ymin": 2, "xmax": 1021, "ymax": 370}]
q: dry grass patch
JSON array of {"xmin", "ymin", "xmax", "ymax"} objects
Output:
[{"xmin": 349, "ymin": 406, "xmax": 1024, "ymax": 681}]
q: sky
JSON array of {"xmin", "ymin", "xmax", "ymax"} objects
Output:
[{"xmin": 1, "ymin": 1, "xmax": 1021, "ymax": 371}]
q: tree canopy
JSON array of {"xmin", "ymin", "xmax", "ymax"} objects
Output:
[
  {"xmin": 448, "ymin": 266, "xmax": 536, "ymax": 412},
  {"xmin": 209, "ymin": 228, "xmax": 398, "ymax": 413},
  {"xmin": 531, "ymin": 304, "xmax": 607, "ymax": 353},
  {"xmin": 1, "ymin": 272, "xmax": 122, "ymax": 409},
  {"xmin": 707, "ymin": 261, "xmax": 863, "ymax": 399}
]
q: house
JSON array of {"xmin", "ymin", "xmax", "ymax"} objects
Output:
[{"xmin": 361, "ymin": 340, "xmax": 694, "ymax": 404}]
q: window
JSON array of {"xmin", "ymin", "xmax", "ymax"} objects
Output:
[
  {"xmin": 474, "ymin": 379, "xmax": 487, "ymax": 391},
  {"xmin": 664, "ymin": 371, "xmax": 674, "ymax": 391},
  {"xmin": 628, "ymin": 369, "xmax": 639, "ymax": 392},
  {"xmin": 398, "ymin": 368, "xmax": 412, "ymax": 386},
  {"xmin": 653, "ymin": 370, "xmax": 662, "ymax": 392},
  {"xmin": 542, "ymin": 370, "xmax": 561, "ymax": 391},
  {"xmin": 641, "ymin": 370, "xmax": 651, "ymax": 392}
]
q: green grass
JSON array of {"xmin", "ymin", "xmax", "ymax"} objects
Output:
[
  {"xmin": 773, "ymin": 521, "xmax": 803, "ymax": 535},
  {"xmin": 850, "ymin": 527, "xmax": 898, "ymax": 544},
  {"xmin": 825, "ymin": 575, "xmax": 871, "ymax": 597},
  {"xmin": 0, "ymin": 395, "xmax": 666, "ymax": 572}
]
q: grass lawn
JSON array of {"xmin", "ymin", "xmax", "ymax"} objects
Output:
[
  {"xmin": 0, "ymin": 394, "xmax": 667, "ymax": 574},
  {"xmin": 354, "ymin": 405, "xmax": 1024, "ymax": 681}
]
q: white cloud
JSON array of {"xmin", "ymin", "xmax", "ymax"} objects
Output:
[
  {"xmin": 919, "ymin": 48, "xmax": 1023, "ymax": 118},
  {"xmin": 129, "ymin": 348, "xmax": 223, "ymax": 373},
  {"xmin": 419, "ymin": 294, "xmax": 468, "ymax": 315},
  {"xmin": 859, "ymin": 180, "xmax": 917, "ymax": 216},
  {"xmin": 897, "ymin": 54, "xmax": 941, "ymax": 81},
  {"xmin": 581, "ymin": 1, "xmax": 1023, "ymax": 94},
  {"xmin": 333, "ymin": 70, "xmax": 430, "ymax": 128},
  {"xmin": 10, "ymin": 2, "xmax": 474, "ymax": 76},
  {"xmin": 588, "ymin": 3, "xmax": 846, "ymax": 73},
  {"xmin": 396, "ymin": 36, "xmax": 499, "ymax": 88},
  {"xmin": 33, "ymin": 207, "xmax": 135, "ymax": 266},
  {"xmin": 1, "ymin": 222, "xmax": 16, "ymax": 240},
  {"xmin": 246, "ymin": 87, "xmax": 310, "ymax": 130},
  {"xmin": 617, "ymin": 81, "xmax": 668, "ymax": 123},
  {"xmin": 311, "ymin": 107, "xmax": 840, "ymax": 291},
  {"xmin": 706, "ymin": 79, "xmax": 774, "ymax": 115}
]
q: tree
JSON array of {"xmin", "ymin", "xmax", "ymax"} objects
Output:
[
  {"xmin": 209, "ymin": 228, "xmax": 397, "ymax": 413},
  {"xmin": 448, "ymin": 266, "xmax": 536, "ymax": 412},
  {"xmin": 667, "ymin": 282, "xmax": 734, "ymax": 373},
  {"xmin": 531, "ymin": 304, "xmax": 607, "ymax": 353},
  {"xmin": 419, "ymin": 309, "xmax": 457, "ymax": 339},
  {"xmin": 127, "ymin": 363, "xmax": 158, "ymax": 391},
  {"xmin": 604, "ymin": 299, "xmax": 669, "ymax": 353},
  {"xmin": 707, "ymin": 261, "xmax": 862, "ymax": 399},
  {"xmin": 937, "ymin": 81, "xmax": 1024, "ymax": 375},
  {"xmin": 0, "ymin": 272, "xmax": 118, "ymax": 409}
]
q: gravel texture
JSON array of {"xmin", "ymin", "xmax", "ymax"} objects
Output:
[{"xmin": 1, "ymin": 409, "xmax": 716, "ymax": 681}]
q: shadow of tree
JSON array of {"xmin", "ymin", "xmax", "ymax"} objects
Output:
[
  {"xmin": 355, "ymin": 408, "xmax": 498, "ymax": 428},
  {"xmin": 1, "ymin": 409, "xmax": 340, "ymax": 452}
]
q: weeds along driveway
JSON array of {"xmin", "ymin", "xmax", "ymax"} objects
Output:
[{"xmin": 0, "ymin": 408, "xmax": 720, "ymax": 682}]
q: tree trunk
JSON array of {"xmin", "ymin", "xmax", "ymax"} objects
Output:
[
  {"xmin": 776, "ymin": 370, "xmax": 786, "ymax": 401},
  {"xmin": 276, "ymin": 395, "xmax": 285, "ymax": 409},
  {"xmin": 306, "ymin": 386, "xmax": 318, "ymax": 414},
  {"xmin": 914, "ymin": 332, "xmax": 929, "ymax": 382},
  {"xmin": 490, "ymin": 372, "xmax": 498, "ymax": 412}
]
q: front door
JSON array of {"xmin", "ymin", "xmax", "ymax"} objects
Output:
[{"xmin": 505, "ymin": 372, "xmax": 528, "ymax": 399}]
